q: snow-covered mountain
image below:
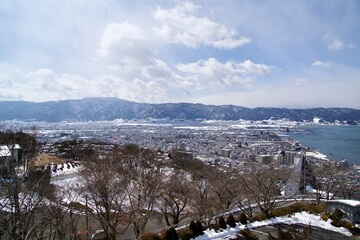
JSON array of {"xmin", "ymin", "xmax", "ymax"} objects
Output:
[{"xmin": 0, "ymin": 97, "xmax": 359, "ymax": 123}]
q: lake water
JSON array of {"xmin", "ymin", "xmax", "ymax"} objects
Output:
[{"xmin": 289, "ymin": 125, "xmax": 360, "ymax": 165}]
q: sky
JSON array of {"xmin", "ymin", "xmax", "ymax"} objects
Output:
[{"xmin": 0, "ymin": 0, "xmax": 359, "ymax": 108}]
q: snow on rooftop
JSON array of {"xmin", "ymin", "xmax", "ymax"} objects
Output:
[{"xmin": 0, "ymin": 145, "xmax": 11, "ymax": 157}]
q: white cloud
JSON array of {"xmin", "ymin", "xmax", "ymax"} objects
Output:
[
  {"xmin": 1, "ymin": 1, "xmax": 358, "ymax": 109},
  {"xmin": 177, "ymin": 58, "xmax": 272, "ymax": 88},
  {"xmin": 153, "ymin": 2, "xmax": 251, "ymax": 49},
  {"xmin": 98, "ymin": 22, "xmax": 152, "ymax": 66},
  {"xmin": 96, "ymin": 19, "xmax": 266, "ymax": 98},
  {"xmin": 191, "ymin": 79, "xmax": 360, "ymax": 109},
  {"xmin": 93, "ymin": 75, "xmax": 168, "ymax": 103},
  {"xmin": 323, "ymin": 34, "xmax": 354, "ymax": 52},
  {"xmin": 312, "ymin": 60, "xmax": 335, "ymax": 67},
  {"xmin": 2, "ymin": 68, "xmax": 169, "ymax": 103}
]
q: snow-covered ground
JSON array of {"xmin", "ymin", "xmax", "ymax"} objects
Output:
[
  {"xmin": 305, "ymin": 151, "xmax": 329, "ymax": 160},
  {"xmin": 195, "ymin": 212, "xmax": 352, "ymax": 239}
]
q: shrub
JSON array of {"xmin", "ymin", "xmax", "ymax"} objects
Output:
[
  {"xmin": 273, "ymin": 205, "xmax": 295, "ymax": 217},
  {"xmin": 321, "ymin": 212, "xmax": 331, "ymax": 222},
  {"xmin": 164, "ymin": 227, "xmax": 178, "ymax": 240},
  {"xmin": 305, "ymin": 203, "xmax": 325, "ymax": 214},
  {"xmin": 177, "ymin": 227, "xmax": 194, "ymax": 240},
  {"xmin": 238, "ymin": 211, "xmax": 248, "ymax": 225},
  {"xmin": 340, "ymin": 219, "xmax": 353, "ymax": 230},
  {"xmin": 250, "ymin": 211, "xmax": 267, "ymax": 222},
  {"xmin": 330, "ymin": 208, "xmax": 344, "ymax": 227},
  {"xmin": 239, "ymin": 229, "xmax": 259, "ymax": 240},
  {"xmin": 272, "ymin": 202, "xmax": 325, "ymax": 217},
  {"xmin": 138, "ymin": 232, "xmax": 162, "ymax": 240},
  {"xmin": 226, "ymin": 214, "xmax": 236, "ymax": 228},
  {"xmin": 196, "ymin": 220, "xmax": 204, "ymax": 235},
  {"xmin": 207, "ymin": 223, "xmax": 220, "ymax": 231},
  {"xmin": 339, "ymin": 219, "xmax": 360, "ymax": 234},
  {"xmin": 218, "ymin": 216, "xmax": 227, "ymax": 229}
]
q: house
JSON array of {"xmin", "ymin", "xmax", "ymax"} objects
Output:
[
  {"xmin": 0, "ymin": 145, "xmax": 12, "ymax": 162},
  {"xmin": 325, "ymin": 199, "xmax": 360, "ymax": 224},
  {"xmin": 0, "ymin": 144, "xmax": 21, "ymax": 173}
]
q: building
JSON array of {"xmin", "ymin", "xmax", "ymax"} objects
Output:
[
  {"xmin": 0, "ymin": 144, "xmax": 21, "ymax": 163},
  {"xmin": 0, "ymin": 145, "xmax": 12, "ymax": 163},
  {"xmin": 325, "ymin": 199, "xmax": 360, "ymax": 224},
  {"xmin": 221, "ymin": 148, "xmax": 231, "ymax": 158},
  {"xmin": 274, "ymin": 153, "xmax": 284, "ymax": 164},
  {"xmin": 256, "ymin": 154, "xmax": 273, "ymax": 164},
  {"xmin": 0, "ymin": 144, "xmax": 21, "ymax": 174}
]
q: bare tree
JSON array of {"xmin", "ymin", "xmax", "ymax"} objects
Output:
[
  {"xmin": 233, "ymin": 175, "xmax": 255, "ymax": 218},
  {"xmin": 159, "ymin": 171, "xmax": 190, "ymax": 226},
  {"xmin": 238, "ymin": 166, "xmax": 290, "ymax": 218},
  {"xmin": 0, "ymin": 130, "xmax": 45, "ymax": 240},
  {"xmin": 190, "ymin": 175, "xmax": 219, "ymax": 225},
  {"xmin": 126, "ymin": 168, "xmax": 163, "ymax": 238},
  {"xmin": 313, "ymin": 161, "xmax": 342, "ymax": 202},
  {"xmin": 42, "ymin": 185, "xmax": 84, "ymax": 240},
  {"xmin": 81, "ymin": 155, "xmax": 130, "ymax": 240},
  {"xmin": 338, "ymin": 178, "xmax": 359, "ymax": 200},
  {"xmin": 210, "ymin": 170, "xmax": 239, "ymax": 211},
  {"xmin": 0, "ymin": 180, "xmax": 45, "ymax": 240},
  {"xmin": 125, "ymin": 147, "xmax": 164, "ymax": 238}
]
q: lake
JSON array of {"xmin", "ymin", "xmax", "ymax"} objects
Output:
[{"xmin": 289, "ymin": 125, "xmax": 360, "ymax": 165}]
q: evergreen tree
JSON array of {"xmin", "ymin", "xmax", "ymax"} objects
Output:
[
  {"xmin": 218, "ymin": 216, "xmax": 227, "ymax": 229},
  {"xmin": 226, "ymin": 214, "xmax": 236, "ymax": 228},
  {"xmin": 196, "ymin": 220, "xmax": 204, "ymax": 235},
  {"xmin": 164, "ymin": 227, "xmax": 178, "ymax": 240},
  {"xmin": 189, "ymin": 220, "xmax": 198, "ymax": 237}
]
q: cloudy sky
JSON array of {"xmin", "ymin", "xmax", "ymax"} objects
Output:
[{"xmin": 1, "ymin": 0, "xmax": 359, "ymax": 108}]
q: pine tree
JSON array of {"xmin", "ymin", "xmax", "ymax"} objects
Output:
[
  {"xmin": 218, "ymin": 216, "xmax": 227, "ymax": 229},
  {"xmin": 164, "ymin": 227, "xmax": 178, "ymax": 240},
  {"xmin": 226, "ymin": 214, "xmax": 236, "ymax": 228},
  {"xmin": 189, "ymin": 220, "xmax": 198, "ymax": 237},
  {"xmin": 196, "ymin": 220, "xmax": 204, "ymax": 235}
]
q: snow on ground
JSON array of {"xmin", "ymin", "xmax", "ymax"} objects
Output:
[
  {"xmin": 328, "ymin": 199, "xmax": 360, "ymax": 207},
  {"xmin": 50, "ymin": 163, "xmax": 86, "ymax": 204},
  {"xmin": 52, "ymin": 175, "xmax": 87, "ymax": 205},
  {"xmin": 305, "ymin": 151, "xmax": 328, "ymax": 160},
  {"xmin": 51, "ymin": 162, "xmax": 81, "ymax": 177},
  {"xmin": 195, "ymin": 212, "xmax": 352, "ymax": 240}
]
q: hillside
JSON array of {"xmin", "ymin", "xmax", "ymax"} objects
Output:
[{"xmin": 0, "ymin": 97, "xmax": 359, "ymax": 123}]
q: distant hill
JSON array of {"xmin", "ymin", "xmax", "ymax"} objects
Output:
[{"xmin": 0, "ymin": 97, "xmax": 359, "ymax": 123}]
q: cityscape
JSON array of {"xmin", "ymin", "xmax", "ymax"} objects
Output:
[{"xmin": 1, "ymin": 0, "xmax": 360, "ymax": 239}]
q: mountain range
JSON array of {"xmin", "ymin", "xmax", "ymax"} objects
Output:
[{"xmin": 0, "ymin": 97, "xmax": 359, "ymax": 123}]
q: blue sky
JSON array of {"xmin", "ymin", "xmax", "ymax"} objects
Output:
[{"xmin": 0, "ymin": 0, "xmax": 359, "ymax": 108}]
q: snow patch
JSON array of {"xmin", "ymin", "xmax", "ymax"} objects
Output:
[{"xmin": 195, "ymin": 212, "xmax": 352, "ymax": 239}]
